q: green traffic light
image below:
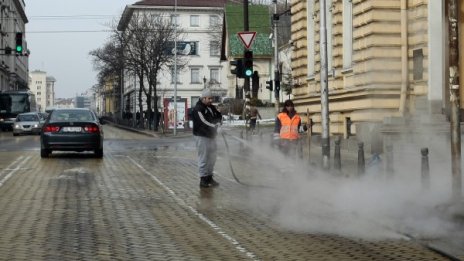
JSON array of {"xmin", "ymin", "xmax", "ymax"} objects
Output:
[
  {"xmin": 16, "ymin": 46, "xmax": 22, "ymax": 52},
  {"xmin": 245, "ymin": 69, "xmax": 253, "ymax": 77}
]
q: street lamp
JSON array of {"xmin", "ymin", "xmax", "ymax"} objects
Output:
[{"xmin": 173, "ymin": 0, "xmax": 178, "ymax": 135}]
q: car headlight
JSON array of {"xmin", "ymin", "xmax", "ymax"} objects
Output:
[
  {"xmin": 34, "ymin": 124, "xmax": 38, "ymax": 128},
  {"xmin": 14, "ymin": 124, "xmax": 20, "ymax": 128}
]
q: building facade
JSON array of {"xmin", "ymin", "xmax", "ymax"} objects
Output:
[
  {"xmin": 29, "ymin": 70, "xmax": 56, "ymax": 112},
  {"xmin": 0, "ymin": 0, "xmax": 28, "ymax": 91},
  {"xmin": 118, "ymin": 0, "xmax": 228, "ymax": 119},
  {"xmin": 291, "ymin": 0, "xmax": 460, "ymax": 139}
]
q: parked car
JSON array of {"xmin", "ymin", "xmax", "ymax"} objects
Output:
[
  {"xmin": 40, "ymin": 108, "xmax": 104, "ymax": 158},
  {"xmin": 38, "ymin": 112, "xmax": 49, "ymax": 122},
  {"xmin": 13, "ymin": 112, "xmax": 43, "ymax": 136}
]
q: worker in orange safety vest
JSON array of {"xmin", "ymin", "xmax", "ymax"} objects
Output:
[{"xmin": 273, "ymin": 99, "xmax": 302, "ymax": 155}]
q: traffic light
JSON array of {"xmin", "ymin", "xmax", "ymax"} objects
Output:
[
  {"xmin": 265, "ymin": 80, "xmax": 273, "ymax": 91},
  {"xmin": 4, "ymin": 46, "xmax": 11, "ymax": 55},
  {"xmin": 230, "ymin": 58, "xmax": 244, "ymax": 78},
  {"xmin": 243, "ymin": 50, "xmax": 253, "ymax": 77},
  {"xmin": 15, "ymin": 33, "xmax": 23, "ymax": 53}
]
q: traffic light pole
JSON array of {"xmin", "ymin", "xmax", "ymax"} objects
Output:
[
  {"xmin": 273, "ymin": 0, "xmax": 280, "ymax": 114},
  {"xmin": 243, "ymin": 0, "xmax": 251, "ymax": 108}
]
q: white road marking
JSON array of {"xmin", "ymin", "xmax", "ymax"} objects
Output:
[
  {"xmin": 127, "ymin": 156, "xmax": 260, "ymax": 261},
  {"xmin": 0, "ymin": 156, "xmax": 31, "ymax": 188}
]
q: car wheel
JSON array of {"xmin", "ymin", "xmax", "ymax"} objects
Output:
[
  {"xmin": 95, "ymin": 148, "xmax": 103, "ymax": 158},
  {"xmin": 13, "ymin": 133, "xmax": 18, "ymax": 136},
  {"xmin": 40, "ymin": 148, "xmax": 50, "ymax": 158}
]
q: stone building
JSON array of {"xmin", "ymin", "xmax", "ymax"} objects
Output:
[
  {"xmin": 291, "ymin": 0, "xmax": 460, "ymax": 145},
  {"xmin": 0, "ymin": 0, "xmax": 28, "ymax": 91}
]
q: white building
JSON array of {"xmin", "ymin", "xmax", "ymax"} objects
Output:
[
  {"xmin": 118, "ymin": 0, "xmax": 228, "ymax": 116},
  {"xmin": 29, "ymin": 70, "xmax": 56, "ymax": 112},
  {"xmin": 54, "ymin": 98, "xmax": 74, "ymax": 109}
]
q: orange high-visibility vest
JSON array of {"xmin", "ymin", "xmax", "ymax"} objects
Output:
[{"xmin": 277, "ymin": 112, "xmax": 301, "ymax": 140}]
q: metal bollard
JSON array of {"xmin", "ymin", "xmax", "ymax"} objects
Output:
[
  {"xmin": 385, "ymin": 144, "xmax": 394, "ymax": 175},
  {"xmin": 240, "ymin": 130, "xmax": 244, "ymax": 152},
  {"xmin": 298, "ymin": 138, "xmax": 304, "ymax": 159},
  {"xmin": 358, "ymin": 142, "xmax": 365, "ymax": 175},
  {"xmin": 334, "ymin": 137, "xmax": 341, "ymax": 171},
  {"xmin": 421, "ymin": 148, "xmax": 430, "ymax": 190}
]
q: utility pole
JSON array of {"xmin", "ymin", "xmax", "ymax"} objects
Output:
[
  {"xmin": 273, "ymin": 0, "xmax": 280, "ymax": 114},
  {"xmin": 448, "ymin": 0, "xmax": 462, "ymax": 200},
  {"xmin": 320, "ymin": 0, "xmax": 330, "ymax": 169}
]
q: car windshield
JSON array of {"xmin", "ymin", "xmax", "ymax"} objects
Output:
[
  {"xmin": 50, "ymin": 110, "xmax": 94, "ymax": 122},
  {"xmin": 17, "ymin": 114, "xmax": 39, "ymax": 122}
]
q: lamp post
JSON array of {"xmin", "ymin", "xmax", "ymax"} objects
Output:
[
  {"xmin": 320, "ymin": 0, "xmax": 330, "ymax": 169},
  {"xmin": 173, "ymin": 0, "xmax": 178, "ymax": 136}
]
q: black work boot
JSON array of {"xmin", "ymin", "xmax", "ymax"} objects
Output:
[
  {"xmin": 207, "ymin": 175, "xmax": 219, "ymax": 187},
  {"xmin": 200, "ymin": 176, "xmax": 210, "ymax": 188}
]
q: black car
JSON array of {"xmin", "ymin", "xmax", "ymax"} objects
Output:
[{"xmin": 40, "ymin": 108, "xmax": 104, "ymax": 158}]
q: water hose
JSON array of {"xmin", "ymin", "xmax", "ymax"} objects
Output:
[{"xmin": 220, "ymin": 131, "xmax": 273, "ymax": 189}]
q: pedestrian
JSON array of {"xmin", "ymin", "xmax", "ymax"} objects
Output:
[
  {"xmin": 249, "ymin": 104, "xmax": 262, "ymax": 134},
  {"xmin": 273, "ymin": 99, "xmax": 301, "ymax": 155},
  {"xmin": 192, "ymin": 88, "xmax": 223, "ymax": 188},
  {"xmin": 136, "ymin": 111, "xmax": 140, "ymax": 127}
]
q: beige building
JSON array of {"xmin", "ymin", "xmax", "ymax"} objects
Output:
[
  {"xmin": 29, "ymin": 70, "xmax": 56, "ymax": 112},
  {"xmin": 291, "ymin": 0, "xmax": 462, "ymax": 140}
]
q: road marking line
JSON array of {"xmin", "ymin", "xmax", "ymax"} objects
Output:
[
  {"xmin": 127, "ymin": 156, "xmax": 260, "ymax": 261},
  {"xmin": 0, "ymin": 156, "xmax": 31, "ymax": 188}
]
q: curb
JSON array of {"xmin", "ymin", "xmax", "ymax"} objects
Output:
[{"xmin": 105, "ymin": 121, "xmax": 193, "ymax": 139}]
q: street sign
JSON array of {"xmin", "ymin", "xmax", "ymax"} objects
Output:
[{"xmin": 237, "ymin": 31, "xmax": 257, "ymax": 49}]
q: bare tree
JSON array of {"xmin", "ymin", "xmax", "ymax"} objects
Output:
[
  {"xmin": 116, "ymin": 12, "xmax": 185, "ymax": 130},
  {"xmin": 89, "ymin": 38, "xmax": 124, "ymax": 117},
  {"xmin": 143, "ymin": 13, "xmax": 186, "ymax": 130}
]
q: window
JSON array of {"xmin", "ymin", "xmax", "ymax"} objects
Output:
[
  {"xmin": 37, "ymin": 86, "xmax": 41, "ymax": 90},
  {"xmin": 191, "ymin": 68, "xmax": 201, "ymax": 83},
  {"xmin": 209, "ymin": 15, "xmax": 219, "ymax": 27},
  {"xmin": 210, "ymin": 68, "xmax": 219, "ymax": 83},
  {"xmin": 170, "ymin": 67, "xmax": 180, "ymax": 84},
  {"xmin": 190, "ymin": 15, "xmax": 199, "ymax": 27},
  {"xmin": 413, "ymin": 49, "xmax": 424, "ymax": 80},
  {"xmin": 37, "ymin": 92, "xmax": 41, "ymax": 95},
  {"xmin": 327, "ymin": 0, "xmax": 333, "ymax": 71},
  {"xmin": 210, "ymin": 41, "xmax": 220, "ymax": 56},
  {"xmin": 306, "ymin": 0, "xmax": 315, "ymax": 77},
  {"xmin": 343, "ymin": 0, "xmax": 353, "ymax": 69},
  {"xmin": 171, "ymin": 15, "xmax": 179, "ymax": 26}
]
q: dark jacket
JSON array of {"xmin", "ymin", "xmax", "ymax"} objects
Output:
[{"xmin": 192, "ymin": 99, "xmax": 222, "ymax": 138}]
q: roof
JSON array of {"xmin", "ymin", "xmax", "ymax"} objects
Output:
[
  {"xmin": 225, "ymin": 4, "xmax": 272, "ymax": 57},
  {"xmin": 133, "ymin": 0, "xmax": 226, "ymax": 8}
]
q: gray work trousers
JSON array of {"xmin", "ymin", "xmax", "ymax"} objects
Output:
[{"xmin": 194, "ymin": 136, "xmax": 217, "ymax": 178}]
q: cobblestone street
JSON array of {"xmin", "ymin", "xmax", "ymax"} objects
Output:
[{"xmin": 0, "ymin": 125, "xmax": 459, "ymax": 260}]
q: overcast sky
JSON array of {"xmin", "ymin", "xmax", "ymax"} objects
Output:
[{"xmin": 26, "ymin": 0, "xmax": 136, "ymax": 98}]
